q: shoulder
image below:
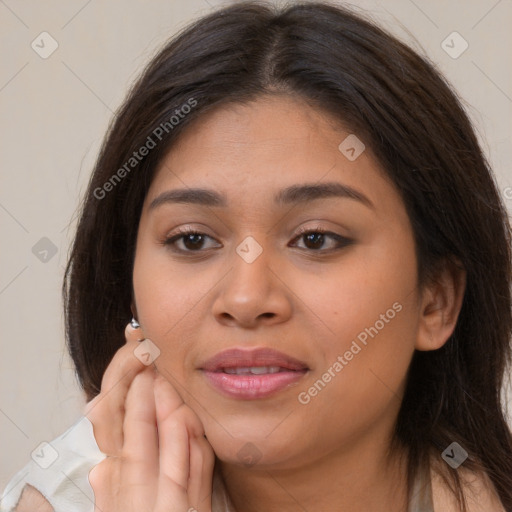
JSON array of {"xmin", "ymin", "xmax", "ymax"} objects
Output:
[
  {"xmin": 14, "ymin": 484, "xmax": 54, "ymax": 512},
  {"xmin": 430, "ymin": 460, "xmax": 505, "ymax": 512}
]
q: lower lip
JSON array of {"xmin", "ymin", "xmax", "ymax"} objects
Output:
[{"xmin": 201, "ymin": 369, "xmax": 307, "ymax": 399}]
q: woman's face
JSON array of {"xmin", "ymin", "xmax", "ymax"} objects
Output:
[{"xmin": 132, "ymin": 94, "xmax": 422, "ymax": 468}]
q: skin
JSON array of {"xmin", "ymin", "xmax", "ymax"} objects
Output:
[{"xmin": 127, "ymin": 94, "xmax": 466, "ymax": 511}]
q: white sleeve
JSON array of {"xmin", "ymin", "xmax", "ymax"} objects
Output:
[{"xmin": 0, "ymin": 416, "xmax": 106, "ymax": 512}]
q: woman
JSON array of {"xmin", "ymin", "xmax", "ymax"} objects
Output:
[{"xmin": 3, "ymin": 1, "xmax": 511, "ymax": 511}]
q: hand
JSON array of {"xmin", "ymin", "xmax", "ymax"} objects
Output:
[{"xmin": 86, "ymin": 322, "xmax": 215, "ymax": 512}]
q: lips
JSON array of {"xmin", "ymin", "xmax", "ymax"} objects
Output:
[
  {"xmin": 199, "ymin": 347, "xmax": 309, "ymax": 400},
  {"xmin": 200, "ymin": 347, "xmax": 309, "ymax": 373}
]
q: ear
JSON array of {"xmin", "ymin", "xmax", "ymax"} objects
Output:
[{"xmin": 415, "ymin": 258, "xmax": 466, "ymax": 351}]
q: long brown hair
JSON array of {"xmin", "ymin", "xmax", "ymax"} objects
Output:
[{"xmin": 62, "ymin": 2, "xmax": 512, "ymax": 509}]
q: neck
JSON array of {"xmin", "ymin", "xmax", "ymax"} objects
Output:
[{"xmin": 216, "ymin": 430, "xmax": 410, "ymax": 512}]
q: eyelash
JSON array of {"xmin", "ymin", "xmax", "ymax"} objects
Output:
[{"xmin": 162, "ymin": 225, "xmax": 353, "ymax": 255}]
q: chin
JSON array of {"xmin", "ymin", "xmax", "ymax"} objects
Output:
[{"xmin": 206, "ymin": 428, "xmax": 299, "ymax": 470}]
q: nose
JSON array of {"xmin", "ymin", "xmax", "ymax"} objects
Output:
[{"xmin": 211, "ymin": 238, "xmax": 293, "ymax": 329}]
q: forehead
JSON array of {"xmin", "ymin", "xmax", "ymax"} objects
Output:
[{"xmin": 145, "ymin": 95, "xmax": 396, "ymax": 212}]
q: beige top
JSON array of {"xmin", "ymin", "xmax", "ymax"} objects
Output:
[{"xmin": 408, "ymin": 461, "xmax": 435, "ymax": 512}]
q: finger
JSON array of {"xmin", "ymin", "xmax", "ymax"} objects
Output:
[
  {"xmin": 97, "ymin": 323, "xmax": 148, "ymax": 400},
  {"xmin": 187, "ymin": 435, "xmax": 215, "ymax": 512},
  {"xmin": 122, "ymin": 368, "xmax": 159, "ymax": 484},
  {"xmin": 84, "ymin": 323, "xmax": 148, "ymax": 454},
  {"xmin": 89, "ymin": 368, "xmax": 159, "ymax": 512},
  {"xmin": 124, "ymin": 321, "xmax": 146, "ymax": 343},
  {"xmin": 153, "ymin": 370, "xmax": 185, "ymax": 410},
  {"xmin": 89, "ymin": 458, "xmax": 118, "ymax": 512},
  {"xmin": 153, "ymin": 374, "xmax": 191, "ymax": 511},
  {"xmin": 154, "ymin": 371, "xmax": 206, "ymax": 443}
]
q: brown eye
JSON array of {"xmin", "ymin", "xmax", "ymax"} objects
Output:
[
  {"xmin": 302, "ymin": 231, "xmax": 325, "ymax": 250},
  {"xmin": 180, "ymin": 232, "xmax": 207, "ymax": 250},
  {"xmin": 163, "ymin": 228, "xmax": 220, "ymax": 253},
  {"xmin": 291, "ymin": 228, "xmax": 353, "ymax": 252}
]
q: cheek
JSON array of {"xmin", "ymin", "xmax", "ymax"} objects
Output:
[
  {"xmin": 293, "ymin": 303, "xmax": 417, "ymax": 458},
  {"xmin": 132, "ymin": 247, "xmax": 238, "ymax": 389},
  {"xmin": 131, "ymin": 246, "xmax": 205, "ymax": 364},
  {"xmin": 298, "ymin": 233, "xmax": 419, "ymax": 410},
  {"xmin": 296, "ymin": 233, "xmax": 418, "ymax": 353}
]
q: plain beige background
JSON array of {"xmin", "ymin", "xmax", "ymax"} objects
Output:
[{"xmin": 1, "ymin": 0, "xmax": 511, "ymax": 493}]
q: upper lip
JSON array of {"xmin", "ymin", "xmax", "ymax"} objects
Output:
[{"xmin": 200, "ymin": 347, "xmax": 309, "ymax": 372}]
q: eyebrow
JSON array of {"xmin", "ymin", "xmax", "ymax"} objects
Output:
[{"xmin": 148, "ymin": 182, "xmax": 374, "ymax": 211}]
